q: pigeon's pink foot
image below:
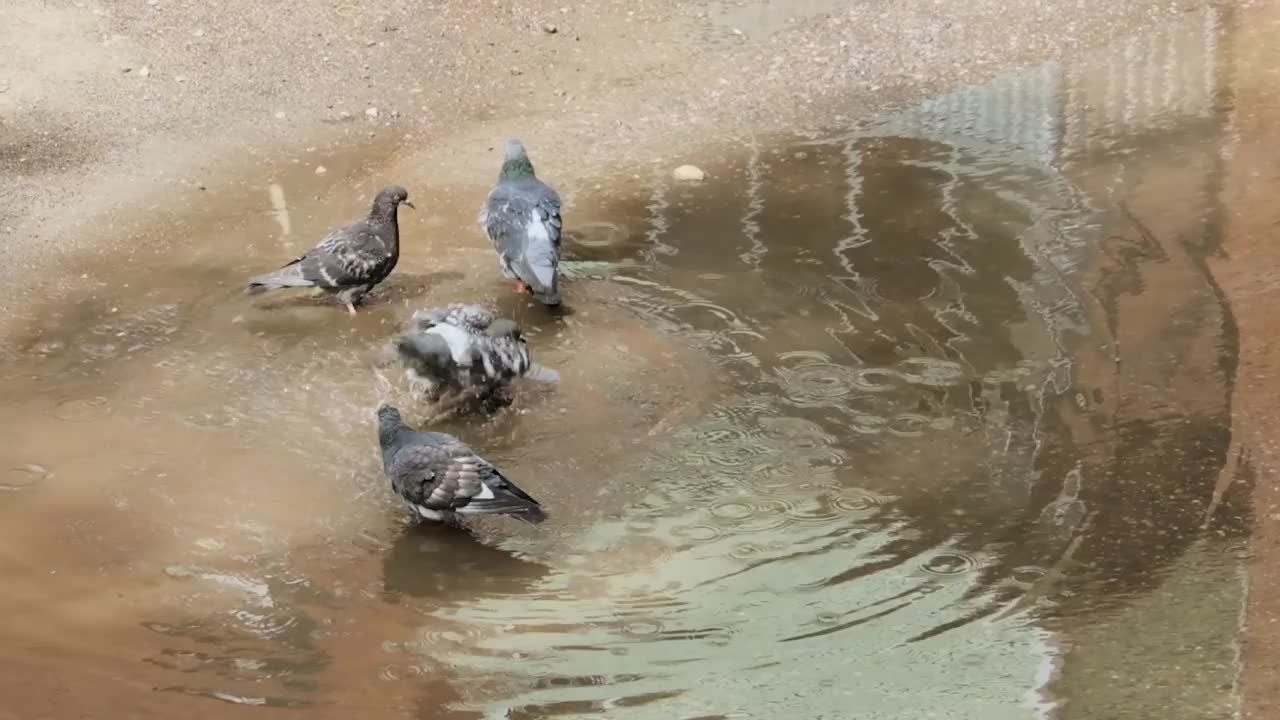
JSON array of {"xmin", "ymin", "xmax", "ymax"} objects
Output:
[{"xmin": 515, "ymin": 281, "xmax": 528, "ymax": 294}]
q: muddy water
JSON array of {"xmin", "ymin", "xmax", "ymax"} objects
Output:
[{"xmin": 0, "ymin": 6, "xmax": 1254, "ymax": 720}]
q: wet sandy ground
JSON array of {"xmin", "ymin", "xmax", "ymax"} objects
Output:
[{"xmin": 5, "ymin": 1, "xmax": 1280, "ymax": 719}]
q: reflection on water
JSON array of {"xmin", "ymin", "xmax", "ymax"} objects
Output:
[{"xmin": 0, "ymin": 5, "xmax": 1257, "ymax": 719}]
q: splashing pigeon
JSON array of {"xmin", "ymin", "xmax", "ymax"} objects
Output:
[
  {"xmin": 376, "ymin": 404, "xmax": 547, "ymax": 525},
  {"xmin": 479, "ymin": 140, "xmax": 563, "ymax": 306},
  {"xmin": 394, "ymin": 303, "xmax": 559, "ymax": 411},
  {"xmin": 246, "ymin": 185, "xmax": 414, "ymax": 314}
]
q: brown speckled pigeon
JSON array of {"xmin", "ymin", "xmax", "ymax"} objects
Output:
[{"xmin": 246, "ymin": 185, "xmax": 414, "ymax": 314}]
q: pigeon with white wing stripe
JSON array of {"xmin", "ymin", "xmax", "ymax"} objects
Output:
[
  {"xmin": 376, "ymin": 404, "xmax": 546, "ymax": 525},
  {"xmin": 394, "ymin": 303, "xmax": 559, "ymax": 411},
  {"xmin": 479, "ymin": 140, "xmax": 563, "ymax": 306}
]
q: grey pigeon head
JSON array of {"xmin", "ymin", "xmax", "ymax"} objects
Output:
[
  {"xmin": 376, "ymin": 404, "xmax": 404, "ymax": 446},
  {"xmin": 373, "ymin": 185, "xmax": 415, "ymax": 214},
  {"xmin": 499, "ymin": 140, "xmax": 536, "ymax": 180},
  {"xmin": 503, "ymin": 139, "xmax": 528, "ymax": 161}
]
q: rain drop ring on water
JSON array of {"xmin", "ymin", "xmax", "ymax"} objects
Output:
[
  {"xmin": 51, "ymin": 396, "xmax": 112, "ymax": 422},
  {"xmin": 670, "ymin": 524, "xmax": 724, "ymax": 542},
  {"xmin": 1011, "ymin": 566, "xmax": 1048, "ymax": 585},
  {"xmin": 728, "ymin": 542, "xmax": 765, "ymax": 561},
  {"xmin": 568, "ymin": 221, "xmax": 629, "ymax": 248},
  {"xmin": 832, "ymin": 491, "xmax": 881, "ymax": 514},
  {"xmin": 922, "ymin": 552, "xmax": 980, "ymax": 576},
  {"xmin": 887, "ymin": 414, "xmax": 930, "ymax": 437},
  {"xmin": 2, "ymin": 464, "xmax": 49, "ymax": 491},
  {"xmin": 776, "ymin": 364, "xmax": 860, "ymax": 404},
  {"xmin": 758, "ymin": 416, "xmax": 834, "ymax": 447},
  {"xmin": 709, "ymin": 500, "xmax": 756, "ymax": 522},
  {"xmin": 418, "ymin": 626, "xmax": 485, "ymax": 649},
  {"xmin": 783, "ymin": 498, "xmax": 839, "ymax": 525},
  {"xmin": 851, "ymin": 368, "xmax": 902, "ymax": 392}
]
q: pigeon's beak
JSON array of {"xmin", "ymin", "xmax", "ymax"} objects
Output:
[{"xmin": 402, "ymin": 201, "xmax": 416, "ymax": 210}]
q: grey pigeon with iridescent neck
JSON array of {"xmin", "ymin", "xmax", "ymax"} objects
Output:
[
  {"xmin": 479, "ymin": 140, "xmax": 563, "ymax": 306},
  {"xmin": 246, "ymin": 185, "xmax": 414, "ymax": 314},
  {"xmin": 376, "ymin": 404, "xmax": 547, "ymax": 525}
]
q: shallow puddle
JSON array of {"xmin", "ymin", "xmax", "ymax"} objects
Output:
[{"xmin": 0, "ymin": 5, "xmax": 1260, "ymax": 719}]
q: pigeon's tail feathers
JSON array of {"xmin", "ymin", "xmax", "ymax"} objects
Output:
[
  {"xmin": 536, "ymin": 284, "xmax": 561, "ymax": 307},
  {"xmin": 517, "ymin": 254, "xmax": 560, "ymax": 306},
  {"xmin": 520, "ymin": 211, "xmax": 561, "ymax": 306},
  {"xmin": 246, "ymin": 263, "xmax": 314, "ymax": 294},
  {"xmin": 458, "ymin": 475, "xmax": 547, "ymax": 524},
  {"xmin": 527, "ymin": 270, "xmax": 560, "ymax": 306}
]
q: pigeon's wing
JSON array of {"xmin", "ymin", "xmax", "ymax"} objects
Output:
[
  {"xmin": 472, "ymin": 336, "xmax": 532, "ymax": 387},
  {"xmin": 534, "ymin": 184, "xmax": 563, "ymax": 253},
  {"xmin": 484, "ymin": 181, "xmax": 562, "ymax": 299},
  {"xmin": 389, "ymin": 435, "xmax": 545, "ymax": 523},
  {"xmin": 481, "ymin": 184, "xmax": 536, "ymax": 262},
  {"xmin": 413, "ymin": 304, "xmax": 495, "ymax": 335},
  {"xmin": 387, "ymin": 438, "xmax": 476, "ymax": 511},
  {"xmin": 296, "ymin": 222, "xmax": 393, "ymax": 289}
]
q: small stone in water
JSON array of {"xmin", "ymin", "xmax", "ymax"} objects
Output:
[
  {"xmin": 365, "ymin": 107, "xmax": 379, "ymax": 118},
  {"xmin": 672, "ymin": 164, "xmax": 706, "ymax": 181},
  {"xmin": 543, "ymin": 23, "xmax": 558, "ymax": 34},
  {"xmin": 315, "ymin": 165, "xmax": 328, "ymax": 175}
]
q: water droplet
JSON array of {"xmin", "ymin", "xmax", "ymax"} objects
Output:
[{"xmin": 728, "ymin": 542, "xmax": 764, "ymax": 561}]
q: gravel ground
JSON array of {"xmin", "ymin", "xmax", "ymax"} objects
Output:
[{"xmin": 1, "ymin": 0, "xmax": 1209, "ymax": 294}]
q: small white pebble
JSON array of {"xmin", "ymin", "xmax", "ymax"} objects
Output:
[
  {"xmin": 365, "ymin": 107, "xmax": 379, "ymax": 118},
  {"xmin": 315, "ymin": 165, "xmax": 328, "ymax": 175},
  {"xmin": 672, "ymin": 164, "xmax": 706, "ymax": 181}
]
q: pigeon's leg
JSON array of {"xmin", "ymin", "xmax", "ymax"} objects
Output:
[
  {"xmin": 338, "ymin": 286, "xmax": 368, "ymax": 315},
  {"xmin": 515, "ymin": 281, "xmax": 528, "ymax": 295}
]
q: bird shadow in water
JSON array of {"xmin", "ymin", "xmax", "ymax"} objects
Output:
[{"xmin": 381, "ymin": 521, "xmax": 551, "ymax": 601}]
